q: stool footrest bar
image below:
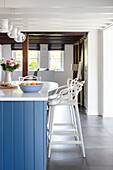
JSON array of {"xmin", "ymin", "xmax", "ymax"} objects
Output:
[
  {"xmin": 54, "ymin": 123, "xmax": 74, "ymax": 126},
  {"xmin": 51, "ymin": 141, "xmax": 82, "ymax": 145},
  {"xmin": 53, "ymin": 129, "xmax": 77, "ymax": 132},
  {"xmin": 52, "ymin": 132, "xmax": 79, "ymax": 136}
]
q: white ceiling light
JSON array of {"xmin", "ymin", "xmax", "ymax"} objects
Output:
[
  {"xmin": 21, "ymin": 33, "xmax": 26, "ymax": 42},
  {"xmin": 14, "ymin": 28, "xmax": 22, "ymax": 42},
  {"xmin": 14, "ymin": 33, "xmax": 26, "ymax": 42},
  {"xmin": 0, "ymin": 17, "xmax": 26, "ymax": 42},
  {"xmin": 7, "ymin": 26, "xmax": 17, "ymax": 39},
  {"xmin": 17, "ymin": 28, "xmax": 21, "ymax": 37},
  {"xmin": 8, "ymin": 21, "xmax": 13, "ymax": 32},
  {"xmin": 1, "ymin": 19, "xmax": 9, "ymax": 33}
]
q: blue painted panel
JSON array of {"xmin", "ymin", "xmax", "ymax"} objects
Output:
[
  {"xmin": 14, "ymin": 102, "xmax": 24, "ymax": 170},
  {"xmin": 34, "ymin": 101, "xmax": 47, "ymax": 170},
  {"xmin": 0, "ymin": 102, "xmax": 3, "ymax": 170},
  {"xmin": 24, "ymin": 102, "xmax": 34, "ymax": 170},
  {"xmin": 0, "ymin": 101, "xmax": 46, "ymax": 170},
  {"xmin": 3, "ymin": 101, "xmax": 13, "ymax": 170},
  {"xmin": 43, "ymin": 102, "xmax": 47, "ymax": 170}
]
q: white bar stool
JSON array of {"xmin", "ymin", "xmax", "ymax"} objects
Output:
[
  {"xmin": 47, "ymin": 80, "xmax": 85, "ymax": 158},
  {"xmin": 47, "ymin": 78, "xmax": 78, "ymax": 142},
  {"xmin": 47, "ymin": 78, "xmax": 78, "ymax": 127}
]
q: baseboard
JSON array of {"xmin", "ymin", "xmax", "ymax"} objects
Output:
[
  {"xmin": 102, "ymin": 114, "xmax": 113, "ymax": 117},
  {"xmin": 87, "ymin": 111, "xmax": 98, "ymax": 115},
  {"xmin": 86, "ymin": 111, "xmax": 113, "ymax": 117}
]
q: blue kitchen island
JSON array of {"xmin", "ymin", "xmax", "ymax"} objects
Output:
[{"xmin": 0, "ymin": 81, "xmax": 58, "ymax": 170}]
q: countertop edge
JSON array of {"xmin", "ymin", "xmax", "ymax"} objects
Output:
[{"xmin": 0, "ymin": 97, "xmax": 48, "ymax": 101}]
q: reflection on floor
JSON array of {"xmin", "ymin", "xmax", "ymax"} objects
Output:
[{"xmin": 47, "ymin": 106, "xmax": 113, "ymax": 170}]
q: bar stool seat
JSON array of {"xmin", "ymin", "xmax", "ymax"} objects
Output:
[{"xmin": 47, "ymin": 80, "xmax": 85, "ymax": 158}]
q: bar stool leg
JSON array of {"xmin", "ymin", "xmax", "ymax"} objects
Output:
[
  {"xmin": 70, "ymin": 105, "xmax": 74, "ymax": 126},
  {"xmin": 72, "ymin": 105, "xmax": 79, "ymax": 141},
  {"xmin": 47, "ymin": 106, "xmax": 51, "ymax": 145},
  {"xmin": 48, "ymin": 106, "xmax": 55, "ymax": 158},
  {"xmin": 75, "ymin": 104, "xmax": 86, "ymax": 157}
]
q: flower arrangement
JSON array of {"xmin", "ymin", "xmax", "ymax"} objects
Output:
[{"xmin": 0, "ymin": 58, "xmax": 21, "ymax": 72}]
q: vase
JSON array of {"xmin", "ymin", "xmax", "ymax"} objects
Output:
[{"xmin": 4, "ymin": 71, "xmax": 12, "ymax": 83}]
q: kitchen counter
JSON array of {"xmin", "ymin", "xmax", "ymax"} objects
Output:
[{"xmin": 0, "ymin": 81, "xmax": 58, "ymax": 170}]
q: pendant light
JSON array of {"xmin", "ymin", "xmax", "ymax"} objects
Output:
[
  {"xmin": 8, "ymin": 21, "xmax": 13, "ymax": 32},
  {"xmin": 21, "ymin": 33, "xmax": 26, "ymax": 42},
  {"xmin": 1, "ymin": 0, "xmax": 9, "ymax": 33},
  {"xmin": 1, "ymin": 19, "xmax": 9, "ymax": 33},
  {"xmin": 14, "ymin": 28, "xmax": 22, "ymax": 42},
  {"xmin": 7, "ymin": 26, "xmax": 17, "ymax": 39},
  {"xmin": 14, "ymin": 33, "xmax": 26, "ymax": 42}
]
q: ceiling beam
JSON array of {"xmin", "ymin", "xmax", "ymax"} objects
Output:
[
  {"xmin": 0, "ymin": 32, "xmax": 87, "ymax": 44},
  {"xmin": 27, "ymin": 32, "xmax": 86, "ymax": 36}
]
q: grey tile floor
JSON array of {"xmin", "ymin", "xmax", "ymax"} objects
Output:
[{"xmin": 47, "ymin": 106, "xmax": 113, "ymax": 170}]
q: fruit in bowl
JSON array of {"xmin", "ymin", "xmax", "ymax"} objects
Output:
[
  {"xmin": 20, "ymin": 82, "xmax": 42, "ymax": 85},
  {"xmin": 19, "ymin": 82, "xmax": 43, "ymax": 93}
]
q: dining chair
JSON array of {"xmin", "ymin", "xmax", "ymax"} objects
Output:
[
  {"xmin": 47, "ymin": 80, "xmax": 85, "ymax": 158},
  {"xmin": 19, "ymin": 75, "xmax": 41, "ymax": 81}
]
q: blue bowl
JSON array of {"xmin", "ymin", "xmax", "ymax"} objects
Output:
[{"xmin": 19, "ymin": 84, "xmax": 43, "ymax": 93}]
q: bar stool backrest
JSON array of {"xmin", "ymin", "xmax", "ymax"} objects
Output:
[
  {"xmin": 67, "ymin": 78, "xmax": 78, "ymax": 87},
  {"xmin": 59, "ymin": 80, "xmax": 85, "ymax": 104},
  {"xmin": 19, "ymin": 75, "xmax": 41, "ymax": 81}
]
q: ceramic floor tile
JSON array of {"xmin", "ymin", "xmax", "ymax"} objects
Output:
[
  {"xmin": 84, "ymin": 136, "xmax": 113, "ymax": 149},
  {"xmin": 105, "ymin": 128, "xmax": 113, "ymax": 136},
  {"xmin": 83, "ymin": 127, "xmax": 110, "ymax": 137},
  {"xmin": 86, "ymin": 149, "xmax": 113, "ymax": 166},
  {"xmin": 89, "ymin": 166, "xmax": 113, "ymax": 170}
]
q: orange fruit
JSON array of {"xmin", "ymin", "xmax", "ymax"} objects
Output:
[
  {"xmin": 30, "ymin": 82, "xmax": 36, "ymax": 85},
  {"xmin": 21, "ymin": 83, "xmax": 25, "ymax": 85}
]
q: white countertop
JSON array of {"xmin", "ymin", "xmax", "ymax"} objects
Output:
[{"xmin": 0, "ymin": 81, "xmax": 58, "ymax": 101}]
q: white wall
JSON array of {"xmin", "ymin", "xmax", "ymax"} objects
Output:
[
  {"xmin": 103, "ymin": 27, "xmax": 113, "ymax": 116},
  {"xmin": 87, "ymin": 30, "xmax": 98, "ymax": 115},
  {"xmin": 40, "ymin": 44, "xmax": 48, "ymax": 68},
  {"xmin": 97, "ymin": 27, "xmax": 113, "ymax": 117},
  {"xmin": 98, "ymin": 30, "xmax": 104, "ymax": 116},
  {"xmin": 2, "ymin": 45, "xmax": 12, "ymax": 60},
  {"xmin": 84, "ymin": 38, "xmax": 88, "ymax": 109},
  {"xmin": 2, "ymin": 45, "xmax": 12, "ymax": 80},
  {"xmin": 54, "ymin": 45, "xmax": 73, "ymax": 86},
  {"xmin": 86, "ymin": 28, "xmax": 113, "ymax": 117}
]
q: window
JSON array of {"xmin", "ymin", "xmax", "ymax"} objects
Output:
[
  {"xmin": 49, "ymin": 51, "xmax": 64, "ymax": 71},
  {"xmin": 28, "ymin": 51, "xmax": 40, "ymax": 70},
  {"xmin": 12, "ymin": 50, "xmax": 40, "ymax": 71}
]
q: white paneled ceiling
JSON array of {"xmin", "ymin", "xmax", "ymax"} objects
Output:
[{"xmin": 0, "ymin": 0, "xmax": 113, "ymax": 32}]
